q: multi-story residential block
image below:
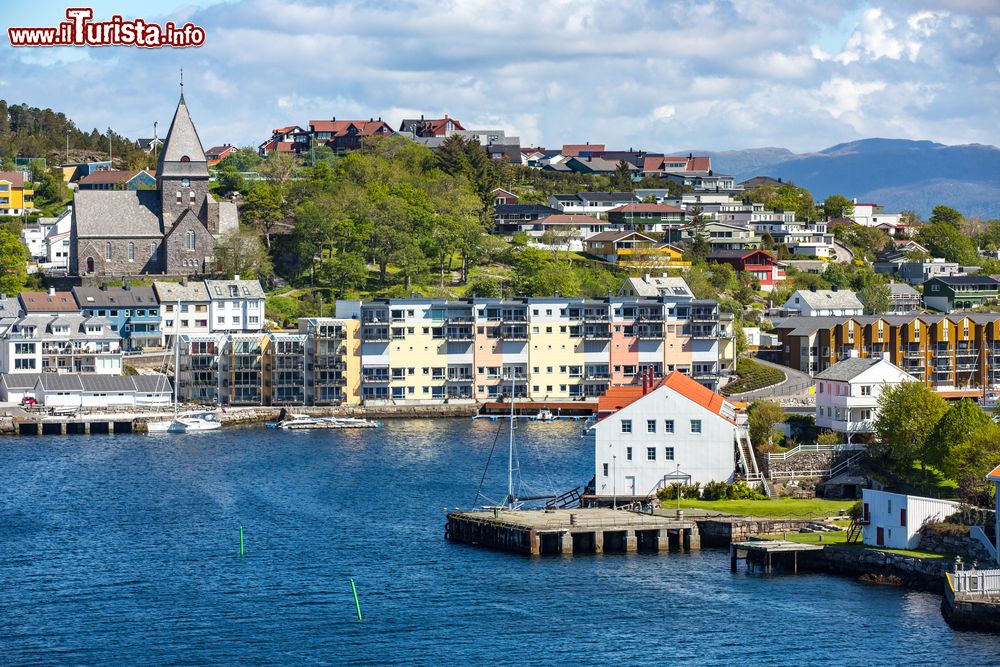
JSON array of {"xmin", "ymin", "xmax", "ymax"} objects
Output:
[
  {"xmin": 73, "ymin": 285, "xmax": 162, "ymax": 350},
  {"xmin": 814, "ymin": 354, "xmax": 915, "ymax": 441},
  {"xmin": 0, "ymin": 171, "xmax": 33, "ymax": 215},
  {"xmin": 773, "ymin": 313, "xmax": 1000, "ymax": 391},
  {"xmin": 617, "ymin": 275, "xmax": 694, "ymax": 300},
  {"xmin": 0, "ymin": 314, "xmax": 122, "ymax": 374},
  {"xmin": 177, "ymin": 334, "xmax": 221, "ymax": 404},
  {"xmin": 267, "ymin": 332, "xmax": 307, "ymax": 405},
  {"xmin": 888, "ymin": 282, "xmax": 922, "ymax": 314},
  {"xmin": 782, "ymin": 288, "xmax": 864, "ymax": 317},
  {"xmin": 154, "ymin": 281, "xmax": 212, "ymax": 345},
  {"xmin": 591, "ymin": 371, "xmax": 741, "ymax": 499},
  {"xmin": 523, "ymin": 214, "xmax": 609, "ymax": 249},
  {"xmin": 890, "ymin": 258, "xmax": 965, "ymax": 285},
  {"xmin": 850, "ymin": 201, "xmax": 901, "ymax": 229},
  {"xmin": 298, "ymin": 318, "xmax": 361, "ymax": 406},
  {"xmin": 205, "ymin": 279, "xmax": 266, "ymax": 334},
  {"xmin": 678, "ymin": 221, "xmax": 760, "ymax": 251},
  {"xmin": 492, "ymin": 204, "xmax": 563, "ymax": 234},
  {"xmin": 922, "ymin": 275, "xmax": 1000, "ymax": 312}
]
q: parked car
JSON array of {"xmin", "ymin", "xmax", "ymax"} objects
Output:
[{"xmin": 20, "ymin": 396, "xmax": 37, "ymax": 406}]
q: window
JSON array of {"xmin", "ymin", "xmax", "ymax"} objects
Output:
[
  {"xmin": 104, "ymin": 242, "xmax": 112, "ymax": 260},
  {"xmin": 185, "ymin": 230, "xmax": 196, "ymax": 251},
  {"xmin": 664, "ymin": 447, "xmax": 674, "ymax": 461},
  {"xmin": 181, "ymin": 178, "xmax": 190, "ymax": 187},
  {"xmin": 861, "ymin": 385, "xmax": 872, "ymax": 396},
  {"xmin": 176, "ymin": 190, "xmax": 182, "ymax": 203},
  {"xmin": 128, "ymin": 242, "xmax": 135, "ymax": 262},
  {"xmin": 602, "ymin": 463, "xmax": 609, "ymax": 477},
  {"xmin": 647, "ymin": 419, "xmax": 656, "ymax": 433},
  {"xmin": 646, "ymin": 447, "xmax": 656, "ymax": 461},
  {"xmin": 626, "ymin": 447, "xmax": 632, "ymax": 461},
  {"xmin": 15, "ymin": 358, "xmax": 35, "ymax": 369},
  {"xmin": 189, "ymin": 190, "xmax": 195, "ymax": 203},
  {"xmin": 690, "ymin": 420, "xmax": 702, "ymax": 433},
  {"xmin": 621, "ymin": 419, "xmax": 632, "ymax": 433},
  {"xmin": 664, "ymin": 419, "xmax": 674, "ymax": 433}
]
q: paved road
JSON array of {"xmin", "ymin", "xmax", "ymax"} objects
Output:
[
  {"xmin": 832, "ymin": 240, "xmax": 854, "ymax": 263},
  {"xmin": 728, "ymin": 357, "xmax": 814, "ymax": 402}
]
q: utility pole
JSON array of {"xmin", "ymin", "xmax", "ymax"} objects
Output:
[
  {"xmin": 65, "ymin": 129, "xmax": 70, "ymax": 164},
  {"xmin": 108, "ymin": 127, "xmax": 112, "ymax": 165},
  {"xmin": 153, "ymin": 121, "xmax": 159, "ymax": 161}
]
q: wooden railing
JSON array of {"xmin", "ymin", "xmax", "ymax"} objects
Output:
[{"xmin": 950, "ymin": 568, "xmax": 1000, "ymax": 596}]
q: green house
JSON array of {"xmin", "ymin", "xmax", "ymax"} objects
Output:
[{"xmin": 922, "ymin": 275, "xmax": 1000, "ymax": 312}]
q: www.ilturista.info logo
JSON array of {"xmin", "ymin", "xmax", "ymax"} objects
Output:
[{"xmin": 8, "ymin": 8, "xmax": 205, "ymax": 48}]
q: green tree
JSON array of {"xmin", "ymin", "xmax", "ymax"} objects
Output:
[
  {"xmin": 927, "ymin": 399, "xmax": 993, "ymax": 477},
  {"xmin": 468, "ymin": 276, "xmax": 501, "ymax": 297},
  {"xmin": 214, "ymin": 228, "xmax": 273, "ymax": 279},
  {"xmin": 916, "ymin": 222, "xmax": 978, "ymax": 264},
  {"xmin": 316, "ymin": 252, "xmax": 368, "ymax": 296},
  {"xmin": 873, "ymin": 381, "xmax": 948, "ymax": 476},
  {"xmin": 747, "ymin": 400, "xmax": 785, "ymax": 451},
  {"xmin": 821, "ymin": 194, "xmax": 855, "ymax": 220},
  {"xmin": 216, "ymin": 146, "xmax": 262, "ymax": 172},
  {"xmin": 709, "ymin": 262, "xmax": 736, "ymax": 292},
  {"xmin": 687, "ymin": 205, "xmax": 709, "ymax": 259},
  {"xmin": 760, "ymin": 231, "xmax": 775, "ymax": 251},
  {"xmin": 929, "ymin": 205, "xmax": 963, "ymax": 227},
  {"xmin": 610, "ymin": 160, "xmax": 634, "ymax": 192},
  {"xmin": 216, "ymin": 164, "xmax": 246, "ymax": 195},
  {"xmin": 241, "ymin": 182, "xmax": 285, "ymax": 249},
  {"xmin": 0, "ymin": 225, "xmax": 27, "ymax": 294},
  {"xmin": 858, "ymin": 281, "xmax": 891, "ymax": 315},
  {"xmin": 822, "ymin": 262, "xmax": 850, "ymax": 289},
  {"xmin": 950, "ymin": 423, "xmax": 1000, "ymax": 503}
]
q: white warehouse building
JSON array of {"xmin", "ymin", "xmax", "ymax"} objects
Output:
[
  {"xmin": 591, "ymin": 371, "xmax": 740, "ymax": 500},
  {"xmin": 861, "ymin": 489, "xmax": 960, "ymax": 550}
]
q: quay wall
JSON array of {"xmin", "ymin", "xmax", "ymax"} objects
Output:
[
  {"xmin": 697, "ymin": 518, "xmax": 817, "ymax": 547},
  {"xmin": 802, "ymin": 546, "xmax": 950, "ymax": 593}
]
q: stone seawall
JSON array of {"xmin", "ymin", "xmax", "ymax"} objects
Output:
[
  {"xmin": 217, "ymin": 403, "xmax": 479, "ymax": 426},
  {"xmin": 762, "ymin": 450, "xmax": 859, "ymax": 478},
  {"xmin": 697, "ymin": 518, "xmax": 819, "ymax": 547},
  {"xmin": 804, "ymin": 546, "xmax": 950, "ymax": 593}
]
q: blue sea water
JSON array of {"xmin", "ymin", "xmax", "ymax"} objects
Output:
[{"xmin": 0, "ymin": 419, "xmax": 996, "ymax": 665}]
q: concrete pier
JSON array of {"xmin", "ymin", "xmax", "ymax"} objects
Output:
[
  {"xmin": 730, "ymin": 540, "xmax": 824, "ymax": 574},
  {"xmin": 445, "ymin": 508, "xmax": 700, "ymax": 556}
]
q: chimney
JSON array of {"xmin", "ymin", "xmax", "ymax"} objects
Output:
[
  {"xmin": 234, "ymin": 274, "xmax": 240, "ymax": 281},
  {"xmin": 847, "ymin": 348, "xmax": 859, "ymax": 359},
  {"xmin": 643, "ymin": 273, "xmax": 651, "ymax": 282},
  {"xmin": 642, "ymin": 373, "xmax": 649, "ymax": 395},
  {"xmin": 48, "ymin": 287, "xmax": 55, "ymax": 296},
  {"xmin": 832, "ymin": 285, "xmax": 839, "ymax": 292},
  {"xmin": 688, "ymin": 153, "xmax": 692, "ymax": 160},
  {"xmin": 810, "ymin": 285, "xmax": 817, "ymax": 292}
]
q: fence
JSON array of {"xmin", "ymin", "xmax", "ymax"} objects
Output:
[
  {"xmin": 767, "ymin": 443, "xmax": 866, "ymax": 461},
  {"xmin": 950, "ymin": 568, "xmax": 1000, "ymax": 596}
]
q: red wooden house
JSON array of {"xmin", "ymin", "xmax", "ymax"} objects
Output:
[{"xmin": 706, "ymin": 249, "xmax": 786, "ymax": 291}]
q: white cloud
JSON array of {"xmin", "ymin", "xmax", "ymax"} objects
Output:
[{"xmin": 651, "ymin": 105, "xmax": 676, "ymax": 121}]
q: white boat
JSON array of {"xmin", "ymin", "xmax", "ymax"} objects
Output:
[
  {"xmin": 147, "ymin": 411, "xmax": 221, "ymax": 433},
  {"xmin": 269, "ymin": 416, "xmax": 379, "ymax": 430},
  {"xmin": 534, "ymin": 408, "xmax": 556, "ymax": 421},
  {"xmin": 146, "ymin": 303, "xmax": 222, "ymax": 434}
]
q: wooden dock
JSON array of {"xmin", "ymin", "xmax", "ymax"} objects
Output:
[
  {"xmin": 730, "ymin": 539, "xmax": 824, "ymax": 574},
  {"xmin": 446, "ymin": 508, "xmax": 699, "ymax": 556}
]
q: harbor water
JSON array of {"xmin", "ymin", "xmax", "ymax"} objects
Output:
[{"xmin": 0, "ymin": 419, "xmax": 996, "ymax": 665}]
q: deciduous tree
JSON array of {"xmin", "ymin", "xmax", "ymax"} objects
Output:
[{"xmin": 873, "ymin": 381, "xmax": 948, "ymax": 476}]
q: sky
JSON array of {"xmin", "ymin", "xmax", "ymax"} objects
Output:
[{"xmin": 2, "ymin": 1, "xmax": 998, "ymax": 153}]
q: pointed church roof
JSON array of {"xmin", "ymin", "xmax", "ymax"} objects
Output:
[{"xmin": 158, "ymin": 95, "xmax": 208, "ymax": 179}]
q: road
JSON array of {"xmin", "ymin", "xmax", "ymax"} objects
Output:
[
  {"xmin": 728, "ymin": 357, "xmax": 814, "ymax": 402},
  {"xmin": 832, "ymin": 240, "xmax": 854, "ymax": 263}
]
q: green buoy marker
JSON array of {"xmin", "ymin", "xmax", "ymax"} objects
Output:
[
  {"xmin": 350, "ymin": 578, "xmax": 362, "ymax": 622},
  {"xmin": 239, "ymin": 525, "xmax": 245, "ymax": 558}
]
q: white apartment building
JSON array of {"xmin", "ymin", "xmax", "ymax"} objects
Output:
[
  {"xmin": 591, "ymin": 371, "xmax": 739, "ymax": 500},
  {"xmin": 0, "ymin": 314, "xmax": 123, "ymax": 375},
  {"xmin": 814, "ymin": 354, "xmax": 915, "ymax": 440},
  {"xmin": 783, "ymin": 288, "xmax": 865, "ymax": 317},
  {"xmin": 154, "ymin": 281, "xmax": 213, "ymax": 346},
  {"xmin": 205, "ymin": 279, "xmax": 266, "ymax": 334}
]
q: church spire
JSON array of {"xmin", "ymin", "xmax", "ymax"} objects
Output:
[{"xmin": 157, "ymin": 89, "xmax": 207, "ymax": 179}]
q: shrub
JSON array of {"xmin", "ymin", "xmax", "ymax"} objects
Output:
[
  {"xmin": 921, "ymin": 521, "xmax": 968, "ymax": 537},
  {"xmin": 702, "ymin": 480, "xmax": 730, "ymax": 501}
]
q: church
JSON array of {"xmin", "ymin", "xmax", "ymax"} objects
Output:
[{"xmin": 70, "ymin": 93, "xmax": 238, "ymax": 278}]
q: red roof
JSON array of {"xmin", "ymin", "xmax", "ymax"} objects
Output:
[
  {"xmin": 19, "ymin": 291, "xmax": 78, "ymax": 313},
  {"xmin": 309, "ymin": 119, "xmax": 393, "ymax": 137},
  {"xmin": 273, "ymin": 125, "xmax": 301, "ymax": 134},
  {"xmin": 0, "ymin": 171, "xmax": 26, "ymax": 187},
  {"xmin": 597, "ymin": 371, "xmax": 734, "ymax": 423},
  {"xmin": 205, "ymin": 145, "xmax": 236, "ymax": 158},
  {"xmin": 275, "ymin": 141, "xmax": 296, "ymax": 153},
  {"xmin": 421, "ymin": 116, "xmax": 465, "ymax": 135},
  {"xmin": 608, "ymin": 203, "xmax": 684, "ymax": 214},
  {"xmin": 562, "ymin": 144, "xmax": 605, "ymax": 157},
  {"xmin": 987, "ymin": 463, "xmax": 1000, "ymax": 482},
  {"xmin": 642, "ymin": 156, "xmax": 711, "ymax": 172}
]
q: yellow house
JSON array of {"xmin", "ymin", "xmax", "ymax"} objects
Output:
[
  {"xmin": 0, "ymin": 171, "xmax": 33, "ymax": 215},
  {"xmin": 584, "ymin": 231, "xmax": 690, "ymax": 268}
]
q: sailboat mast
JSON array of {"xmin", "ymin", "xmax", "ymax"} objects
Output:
[
  {"xmin": 173, "ymin": 299, "xmax": 180, "ymax": 416},
  {"xmin": 508, "ymin": 367, "xmax": 515, "ymax": 508}
]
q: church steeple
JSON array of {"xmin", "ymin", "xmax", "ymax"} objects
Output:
[{"xmin": 157, "ymin": 92, "xmax": 208, "ymax": 180}]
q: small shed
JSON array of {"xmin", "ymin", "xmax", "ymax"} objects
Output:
[
  {"xmin": 861, "ymin": 489, "xmax": 959, "ymax": 550},
  {"xmin": 0, "ymin": 373, "xmax": 41, "ymax": 402}
]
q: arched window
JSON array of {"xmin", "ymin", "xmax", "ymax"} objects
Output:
[
  {"xmin": 86, "ymin": 257, "xmax": 94, "ymax": 273},
  {"xmin": 150, "ymin": 242, "xmax": 157, "ymax": 259},
  {"xmin": 175, "ymin": 190, "xmax": 181, "ymax": 203},
  {"xmin": 189, "ymin": 190, "xmax": 195, "ymax": 203},
  {"xmin": 180, "ymin": 155, "xmax": 190, "ymax": 163},
  {"xmin": 128, "ymin": 242, "xmax": 135, "ymax": 262},
  {"xmin": 186, "ymin": 230, "xmax": 196, "ymax": 251},
  {"xmin": 105, "ymin": 242, "xmax": 112, "ymax": 261}
]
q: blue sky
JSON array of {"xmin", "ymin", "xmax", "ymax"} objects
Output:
[{"xmin": 2, "ymin": 1, "xmax": 998, "ymax": 153}]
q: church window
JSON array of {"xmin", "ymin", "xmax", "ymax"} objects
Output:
[
  {"xmin": 189, "ymin": 190, "xmax": 195, "ymax": 203},
  {"xmin": 186, "ymin": 231, "xmax": 196, "ymax": 250},
  {"xmin": 176, "ymin": 190, "xmax": 181, "ymax": 203},
  {"xmin": 181, "ymin": 178, "xmax": 190, "ymax": 187},
  {"xmin": 180, "ymin": 156, "xmax": 190, "ymax": 163},
  {"xmin": 150, "ymin": 242, "xmax": 157, "ymax": 258},
  {"xmin": 105, "ymin": 242, "xmax": 112, "ymax": 261},
  {"xmin": 128, "ymin": 242, "xmax": 135, "ymax": 262}
]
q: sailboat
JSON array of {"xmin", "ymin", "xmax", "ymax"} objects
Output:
[{"xmin": 147, "ymin": 305, "xmax": 221, "ymax": 433}]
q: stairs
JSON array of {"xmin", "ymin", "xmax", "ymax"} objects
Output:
[
  {"xmin": 546, "ymin": 486, "xmax": 584, "ymax": 509},
  {"xmin": 735, "ymin": 427, "xmax": 777, "ymax": 498},
  {"xmin": 846, "ymin": 517, "xmax": 863, "ymax": 544}
]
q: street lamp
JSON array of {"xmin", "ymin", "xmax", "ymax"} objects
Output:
[
  {"xmin": 612, "ymin": 454, "xmax": 617, "ymax": 510},
  {"xmin": 676, "ymin": 462, "xmax": 681, "ymax": 515}
]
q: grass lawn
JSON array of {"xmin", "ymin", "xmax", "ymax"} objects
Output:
[
  {"xmin": 762, "ymin": 530, "xmax": 849, "ymax": 545},
  {"xmin": 831, "ymin": 542, "xmax": 955, "ymax": 561},
  {"xmin": 669, "ymin": 497, "xmax": 855, "ymax": 518}
]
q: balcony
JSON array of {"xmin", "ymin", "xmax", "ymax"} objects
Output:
[
  {"xmin": 498, "ymin": 326, "xmax": 528, "ymax": 341},
  {"xmin": 361, "ymin": 327, "xmax": 390, "ymax": 342},
  {"xmin": 691, "ymin": 325, "xmax": 719, "ymax": 339},
  {"xmin": 583, "ymin": 313, "xmax": 610, "ymax": 323},
  {"xmin": 637, "ymin": 326, "xmax": 663, "ymax": 339},
  {"xmin": 447, "ymin": 314, "xmax": 475, "ymax": 324},
  {"xmin": 445, "ymin": 326, "xmax": 474, "ymax": 342}
]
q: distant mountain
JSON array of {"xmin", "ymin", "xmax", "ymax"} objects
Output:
[{"xmin": 682, "ymin": 139, "xmax": 1000, "ymax": 219}]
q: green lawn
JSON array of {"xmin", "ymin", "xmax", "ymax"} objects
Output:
[
  {"xmin": 669, "ymin": 497, "xmax": 855, "ymax": 518},
  {"xmin": 762, "ymin": 530, "xmax": 849, "ymax": 545},
  {"xmin": 831, "ymin": 542, "xmax": 954, "ymax": 561}
]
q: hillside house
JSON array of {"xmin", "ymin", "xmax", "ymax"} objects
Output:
[{"xmin": 814, "ymin": 354, "xmax": 915, "ymax": 441}]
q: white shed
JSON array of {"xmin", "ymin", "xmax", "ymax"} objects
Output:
[{"xmin": 861, "ymin": 489, "xmax": 960, "ymax": 550}]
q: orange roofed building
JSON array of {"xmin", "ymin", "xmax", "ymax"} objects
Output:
[{"xmin": 591, "ymin": 371, "xmax": 744, "ymax": 500}]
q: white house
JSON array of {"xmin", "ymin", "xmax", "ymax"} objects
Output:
[
  {"xmin": 851, "ymin": 201, "xmax": 901, "ymax": 229},
  {"xmin": 205, "ymin": 278, "xmax": 266, "ymax": 334},
  {"xmin": 44, "ymin": 208, "xmax": 72, "ymax": 271},
  {"xmin": 153, "ymin": 281, "xmax": 213, "ymax": 346},
  {"xmin": 783, "ymin": 288, "xmax": 865, "ymax": 317},
  {"xmin": 814, "ymin": 354, "xmax": 916, "ymax": 441},
  {"xmin": 861, "ymin": 489, "xmax": 959, "ymax": 550},
  {"xmin": 591, "ymin": 371, "xmax": 739, "ymax": 500}
]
